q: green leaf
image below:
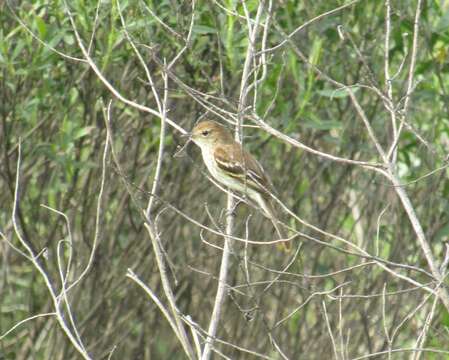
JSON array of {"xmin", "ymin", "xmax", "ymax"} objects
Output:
[
  {"xmin": 302, "ymin": 120, "xmax": 342, "ymax": 130},
  {"xmin": 318, "ymin": 87, "xmax": 359, "ymax": 99},
  {"xmin": 63, "ymin": 34, "xmax": 75, "ymax": 46},
  {"xmin": 288, "ymin": 312, "xmax": 301, "ymax": 333},
  {"xmin": 435, "ymin": 223, "xmax": 449, "ymax": 242},
  {"xmin": 309, "ymin": 38, "xmax": 323, "ymax": 66},
  {"xmin": 74, "ymin": 126, "xmax": 95, "ymax": 140},
  {"xmin": 11, "ymin": 41, "xmax": 25, "ymax": 62},
  {"xmin": 435, "ymin": 11, "xmax": 449, "ymax": 33},
  {"xmin": 35, "ymin": 17, "xmax": 47, "ymax": 39},
  {"xmin": 442, "ymin": 307, "xmax": 449, "ymax": 327},
  {"xmin": 193, "ymin": 25, "xmax": 216, "ymax": 35}
]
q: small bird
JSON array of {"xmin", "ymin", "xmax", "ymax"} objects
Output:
[{"xmin": 189, "ymin": 120, "xmax": 290, "ymax": 251}]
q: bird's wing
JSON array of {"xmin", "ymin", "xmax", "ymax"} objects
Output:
[{"xmin": 213, "ymin": 144, "xmax": 275, "ymax": 195}]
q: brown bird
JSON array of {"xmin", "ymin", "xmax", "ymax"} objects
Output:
[{"xmin": 189, "ymin": 120, "xmax": 290, "ymax": 251}]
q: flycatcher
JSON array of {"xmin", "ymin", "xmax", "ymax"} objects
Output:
[{"xmin": 189, "ymin": 120, "xmax": 290, "ymax": 251}]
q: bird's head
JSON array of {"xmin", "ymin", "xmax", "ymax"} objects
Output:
[{"xmin": 190, "ymin": 120, "xmax": 234, "ymax": 149}]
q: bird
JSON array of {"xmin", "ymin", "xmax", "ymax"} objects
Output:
[{"xmin": 188, "ymin": 120, "xmax": 290, "ymax": 251}]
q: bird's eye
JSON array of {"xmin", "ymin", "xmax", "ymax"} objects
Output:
[{"xmin": 202, "ymin": 130, "xmax": 210, "ymax": 137}]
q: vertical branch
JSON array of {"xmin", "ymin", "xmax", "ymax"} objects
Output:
[
  {"xmin": 387, "ymin": 172, "xmax": 449, "ymax": 311},
  {"xmin": 200, "ymin": 196, "xmax": 234, "ymax": 360},
  {"xmin": 146, "ymin": 63, "xmax": 167, "ymax": 215},
  {"xmin": 400, "ymin": 0, "xmax": 423, "ymax": 117},
  {"xmin": 382, "ymin": 283, "xmax": 392, "ymax": 359},
  {"xmin": 143, "ymin": 224, "xmax": 195, "ymax": 359},
  {"xmin": 343, "ymin": 61, "xmax": 449, "ymax": 310},
  {"xmin": 143, "ymin": 67, "xmax": 195, "ymax": 358},
  {"xmin": 412, "ymin": 296, "xmax": 439, "ymax": 360},
  {"xmin": 237, "ymin": 0, "xmax": 265, "ymax": 137},
  {"xmin": 322, "ymin": 300, "xmax": 339, "ymax": 360},
  {"xmin": 65, "ymin": 108, "xmax": 109, "ymax": 291},
  {"xmin": 11, "ymin": 141, "xmax": 93, "ymax": 360},
  {"xmin": 383, "ymin": 0, "xmax": 398, "ymax": 164},
  {"xmin": 201, "ymin": 3, "xmax": 265, "ymax": 359},
  {"xmin": 387, "ymin": 0, "xmax": 423, "ymax": 158},
  {"xmin": 104, "ymin": 100, "xmax": 193, "ymax": 357},
  {"xmin": 40, "ymin": 206, "xmax": 85, "ymax": 351},
  {"xmin": 338, "ymin": 288, "xmax": 346, "ymax": 360},
  {"xmin": 125, "ymin": 269, "xmax": 184, "ymax": 351},
  {"xmin": 116, "ymin": 4, "xmax": 197, "ymax": 356}
]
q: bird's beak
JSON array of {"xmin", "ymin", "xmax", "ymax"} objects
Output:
[{"xmin": 174, "ymin": 132, "xmax": 192, "ymax": 158}]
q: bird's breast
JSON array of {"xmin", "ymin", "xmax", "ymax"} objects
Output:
[
  {"xmin": 201, "ymin": 148, "xmax": 221, "ymax": 180},
  {"xmin": 200, "ymin": 148, "xmax": 259, "ymax": 201}
]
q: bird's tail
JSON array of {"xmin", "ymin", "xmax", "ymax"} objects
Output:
[{"xmin": 257, "ymin": 194, "xmax": 291, "ymax": 252}]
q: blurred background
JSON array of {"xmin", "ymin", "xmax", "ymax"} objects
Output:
[{"xmin": 1, "ymin": 0, "xmax": 449, "ymax": 359}]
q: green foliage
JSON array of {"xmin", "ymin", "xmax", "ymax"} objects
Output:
[{"xmin": 2, "ymin": 0, "xmax": 449, "ymax": 359}]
